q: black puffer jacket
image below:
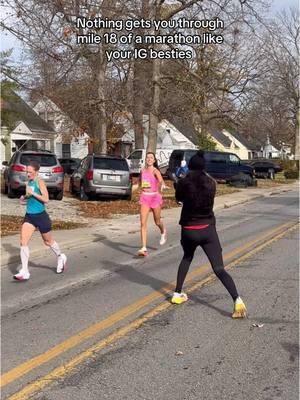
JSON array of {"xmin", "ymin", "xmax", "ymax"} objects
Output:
[{"xmin": 175, "ymin": 171, "xmax": 216, "ymax": 226}]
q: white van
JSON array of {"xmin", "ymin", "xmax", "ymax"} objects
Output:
[{"xmin": 126, "ymin": 148, "xmax": 174, "ymax": 175}]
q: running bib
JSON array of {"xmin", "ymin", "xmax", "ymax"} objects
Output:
[{"xmin": 141, "ymin": 180, "xmax": 151, "ymax": 189}]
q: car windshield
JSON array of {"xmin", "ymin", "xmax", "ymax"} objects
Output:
[
  {"xmin": 93, "ymin": 158, "xmax": 128, "ymax": 171},
  {"xmin": 184, "ymin": 150, "xmax": 198, "ymax": 163},
  {"xmin": 20, "ymin": 154, "xmax": 57, "ymax": 167}
]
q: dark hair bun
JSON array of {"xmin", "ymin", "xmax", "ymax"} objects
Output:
[{"xmin": 188, "ymin": 151, "xmax": 205, "ymax": 171}]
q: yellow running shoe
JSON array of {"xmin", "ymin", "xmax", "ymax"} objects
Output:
[
  {"xmin": 171, "ymin": 292, "xmax": 188, "ymax": 305},
  {"xmin": 232, "ymin": 297, "xmax": 247, "ymax": 318}
]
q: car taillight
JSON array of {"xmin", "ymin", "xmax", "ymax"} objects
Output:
[
  {"xmin": 52, "ymin": 167, "xmax": 64, "ymax": 173},
  {"xmin": 86, "ymin": 170, "xmax": 93, "ymax": 180},
  {"xmin": 11, "ymin": 165, "xmax": 26, "ymax": 172}
]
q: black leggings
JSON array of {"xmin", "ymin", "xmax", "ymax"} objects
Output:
[{"xmin": 175, "ymin": 225, "xmax": 238, "ymax": 300}]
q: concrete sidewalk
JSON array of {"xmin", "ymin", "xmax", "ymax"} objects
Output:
[{"xmin": 1, "ymin": 182, "xmax": 297, "ymax": 268}]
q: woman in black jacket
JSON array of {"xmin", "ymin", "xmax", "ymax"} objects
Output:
[{"xmin": 171, "ymin": 151, "xmax": 247, "ymax": 318}]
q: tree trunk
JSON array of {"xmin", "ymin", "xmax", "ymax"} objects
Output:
[
  {"xmin": 96, "ymin": 45, "xmax": 107, "ymax": 154},
  {"xmin": 133, "ymin": 58, "xmax": 145, "ymax": 149},
  {"xmin": 132, "ymin": 0, "xmax": 150, "ymax": 150},
  {"xmin": 295, "ymin": 107, "xmax": 300, "ymax": 160},
  {"xmin": 147, "ymin": 56, "xmax": 161, "ymax": 153}
]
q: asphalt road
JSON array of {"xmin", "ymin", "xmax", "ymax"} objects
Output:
[{"xmin": 1, "ymin": 189, "xmax": 299, "ymax": 400}]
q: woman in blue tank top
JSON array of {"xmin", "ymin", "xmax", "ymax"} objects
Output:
[{"xmin": 13, "ymin": 161, "xmax": 67, "ymax": 281}]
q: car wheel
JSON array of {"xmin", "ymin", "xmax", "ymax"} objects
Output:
[
  {"xmin": 268, "ymin": 169, "xmax": 275, "ymax": 180},
  {"xmin": 7, "ymin": 184, "xmax": 16, "ymax": 198},
  {"xmin": 123, "ymin": 193, "xmax": 132, "ymax": 201},
  {"xmin": 4, "ymin": 182, "xmax": 8, "ymax": 194},
  {"xmin": 79, "ymin": 183, "xmax": 89, "ymax": 201},
  {"xmin": 54, "ymin": 190, "xmax": 64, "ymax": 200}
]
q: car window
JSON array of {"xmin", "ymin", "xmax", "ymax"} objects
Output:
[
  {"xmin": 20, "ymin": 154, "xmax": 57, "ymax": 166},
  {"xmin": 171, "ymin": 151, "xmax": 184, "ymax": 162},
  {"xmin": 207, "ymin": 153, "xmax": 229, "ymax": 164},
  {"xmin": 229, "ymin": 154, "xmax": 240, "ymax": 164},
  {"xmin": 81, "ymin": 157, "xmax": 90, "ymax": 170},
  {"xmin": 9, "ymin": 153, "xmax": 17, "ymax": 165},
  {"xmin": 128, "ymin": 151, "xmax": 143, "ymax": 160},
  {"xmin": 93, "ymin": 158, "xmax": 128, "ymax": 171},
  {"xmin": 184, "ymin": 150, "xmax": 198, "ymax": 163}
]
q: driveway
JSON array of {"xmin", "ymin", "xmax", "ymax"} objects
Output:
[{"xmin": 0, "ymin": 193, "xmax": 92, "ymax": 224}]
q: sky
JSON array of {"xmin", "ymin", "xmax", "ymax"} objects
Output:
[{"xmin": 0, "ymin": 0, "xmax": 298, "ymax": 61}]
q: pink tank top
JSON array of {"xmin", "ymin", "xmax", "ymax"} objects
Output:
[{"xmin": 141, "ymin": 169, "xmax": 159, "ymax": 192}]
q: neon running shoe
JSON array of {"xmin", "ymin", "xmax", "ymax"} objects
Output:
[
  {"xmin": 137, "ymin": 248, "xmax": 149, "ymax": 257},
  {"xmin": 171, "ymin": 292, "xmax": 188, "ymax": 305},
  {"xmin": 159, "ymin": 229, "xmax": 167, "ymax": 245},
  {"xmin": 56, "ymin": 254, "xmax": 67, "ymax": 274},
  {"xmin": 13, "ymin": 271, "xmax": 30, "ymax": 281},
  {"xmin": 232, "ymin": 297, "xmax": 247, "ymax": 318}
]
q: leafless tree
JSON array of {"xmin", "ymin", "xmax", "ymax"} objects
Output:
[
  {"xmin": 1, "ymin": 0, "xmax": 127, "ymax": 153},
  {"xmin": 237, "ymin": 7, "xmax": 299, "ymax": 158}
]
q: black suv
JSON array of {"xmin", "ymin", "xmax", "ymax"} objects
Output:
[
  {"xmin": 168, "ymin": 150, "xmax": 255, "ymax": 184},
  {"xmin": 241, "ymin": 159, "xmax": 282, "ymax": 179}
]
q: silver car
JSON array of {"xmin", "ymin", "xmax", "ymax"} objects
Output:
[
  {"xmin": 70, "ymin": 154, "xmax": 132, "ymax": 201},
  {"xmin": 2, "ymin": 150, "xmax": 64, "ymax": 200}
]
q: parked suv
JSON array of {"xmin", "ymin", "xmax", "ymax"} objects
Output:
[
  {"xmin": 2, "ymin": 150, "xmax": 64, "ymax": 199},
  {"xmin": 241, "ymin": 159, "xmax": 282, "ymax": 179},
  {"xmin": 70, "ymin": 154, "xmax": 132, "ymax": 200},
  {"xmin": 168, "ymin": 149, "xmax": 255, "ymax": 184}
]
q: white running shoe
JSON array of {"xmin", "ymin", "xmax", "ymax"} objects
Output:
[
  {"xmin": 13, "ymin": 270, "xmax": 30, "ymax": 281},
  {"xmin": 159, "ymin": 229, "xmax": 167, "ymax": 245},
  {"xmin": 137, "ymin": 247, "xmax": 149, "ymax": 257},
  {"xmin": 56, "ymin": 254, "xmax": 67, "ymax": 274}
]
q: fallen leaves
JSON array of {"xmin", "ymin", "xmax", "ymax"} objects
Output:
[
  {"xmin": 0, "ymin": 215, "xmax": 86, "ymax": 237},
  {"xmin": 252, "ymin": 323, "xmax": 264, "ymax": 328}
]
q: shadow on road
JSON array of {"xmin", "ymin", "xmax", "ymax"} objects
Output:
[
  {"xmin": 102, "ymin": 259, "xmax": 171, "ymax": 299},
  {"xmin": 189, "ymin": 292, "xmax": 232, "ymax": 318},
  {"xmin": 93, "ymin": 233, "xmax": 156, "ymax": 256}
]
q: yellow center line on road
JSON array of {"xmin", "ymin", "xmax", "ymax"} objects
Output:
[
  {"xmin": 7, "ymin": 221, "xmax": 299, "ymax": 400},
  {"xmin": 2, "ymin": 220, "xmax": 298, "ymax": 395}
]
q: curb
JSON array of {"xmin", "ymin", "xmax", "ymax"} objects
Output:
[{"xmin": 223, "ymin": 193, "xmax": 265, "ymax": 209}]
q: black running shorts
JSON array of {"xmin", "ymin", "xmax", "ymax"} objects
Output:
[{"xmin": 23, "ymin": 211, "xmax": 52, "ymax": 234}]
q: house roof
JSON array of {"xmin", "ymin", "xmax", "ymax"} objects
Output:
[
  {"xmin": 1, "ymin": 89, "xmax": 55, "ymax": 134},
  {"xmin": 210, "ymin": 130, "xmax": 232, "ymax": 147},
  {"xmin": 225, "ymin": 130, "xmax": 257, "ymax": 150},
  {"xmin": 166, "ymin": 116, "xmax": 199, "ymax": 145}
]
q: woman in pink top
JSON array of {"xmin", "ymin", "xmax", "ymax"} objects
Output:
[{"xmin": 137, "ymin": 152, "xmax": 167, "ymax": 256}]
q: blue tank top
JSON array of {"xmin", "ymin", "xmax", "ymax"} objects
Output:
[{"xmin": 26, "ymin": 179, "xmax": 45, "ymax": 214}]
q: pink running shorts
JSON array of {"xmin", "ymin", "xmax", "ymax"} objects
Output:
[{"xmin": 139, "ymin": 192, "xmax": 163, "ymax": 209}]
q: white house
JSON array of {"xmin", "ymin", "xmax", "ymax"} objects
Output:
[
  {"xmin": 33, "ymin": 98, "xmax": 89, "ymax": 159},
  {"xmin": 119, "ymin": 114, "xmax": 198, "ymax": 150},
  {"xmin": 253, "ymin": 136, "xmax": 293, "ymax": 159},
  {"xmin": 1, "ymin": 90, "xmax": 55, "ymax": 163}
]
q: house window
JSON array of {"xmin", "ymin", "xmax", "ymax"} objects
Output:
[
  {"xmin": 39, "ymin": 112, "xmax": 46, "ymax": 121},
  {"xmin": 47, "ymin": 112, "xmax": 55, "ymax": 129},
  {"xmin": 62, "ymin": 144, "xmax": 71, "ymax": 158}
]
